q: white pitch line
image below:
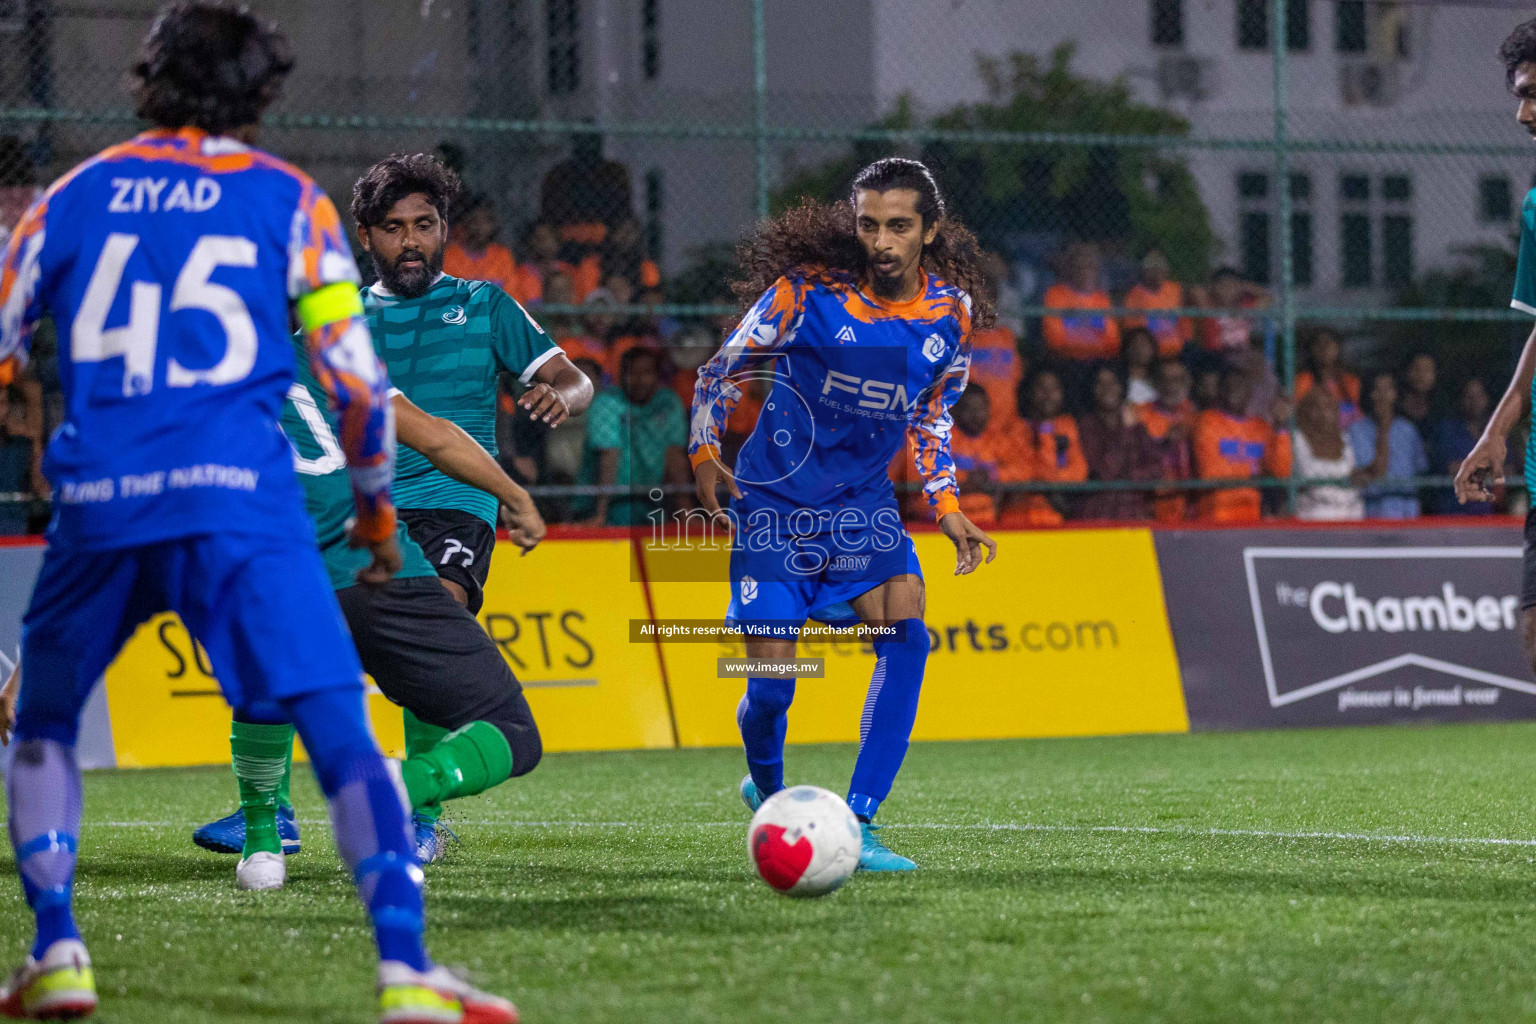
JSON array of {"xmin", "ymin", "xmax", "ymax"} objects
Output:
[{"xmin": 78, "ymin": 818, "xmax": 1536, "ymax": 848}]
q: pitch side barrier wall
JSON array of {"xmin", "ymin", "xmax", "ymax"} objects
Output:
[{"xmin": 0, "ymin": 520, "xmax": 1530, "ymax": 769}]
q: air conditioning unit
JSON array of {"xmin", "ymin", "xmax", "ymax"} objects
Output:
[
  {"xmin": 1340, "ymin": 59, "xmax": 1402, "ymax": 107},
  {"xmin": 1158, "ymin": 54, "xmax": 1211, "ymax": 102}
]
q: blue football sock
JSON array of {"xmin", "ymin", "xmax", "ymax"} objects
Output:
[
  {"xmin": 284, "ymin": 686, "xmax": 427, "ymax": 972},
  {"xmin": 738, "ymin": 676, "xmax": 795, "ymax": 797},
  {"xmin": 7, "ymin": 739, "xmax": 84, "ymax": 959},
  {"xmin": 847, "ymin": 619, "xmax": 930, "ymax": 822}
]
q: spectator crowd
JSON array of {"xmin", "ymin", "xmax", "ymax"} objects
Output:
[{"xmin": 0, "ymin": 134, "xmax": 1520, "ymax": 533}]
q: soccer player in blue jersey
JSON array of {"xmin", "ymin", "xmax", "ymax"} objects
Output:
[
  {"xmin": 691, "ymin": 158, "xmax": 997, "ymax": 872},
  {"xmin": 1459, "ymin": 19, "xmax": 1536, "ymax": 683},
  {"xmin": 0, "ymin": 5, "xmax": 514, "ymax": 1021}
]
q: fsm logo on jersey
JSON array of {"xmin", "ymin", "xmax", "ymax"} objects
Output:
[{"xmin": 1243, "ymin": 546, "xmax": 1532, "ymax": 713}]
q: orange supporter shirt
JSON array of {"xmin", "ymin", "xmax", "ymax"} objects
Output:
[
  {"xmin": 443, "ymin": 242, "xmax": 518, "ymax": 293},
  {"xmin": 948, "ymin": 420, "xmax": 1034, "ymax": 525},
  {"xmin": 1295, "ymin": 371, "xmax": 1363, "ymax": 426},
  {"xmin": 1192, "ymin": 409, "xmax": 1293, "ymax": 523},
  {"xmin": 1123, "ymin": 281, "xmax": 1190, "ymax": 359},
  {"xmin": 559, "ymin": 335, "xmax": 608, "ymax": 374},
  {"xmin": 999, "ymin": 415, "xmax": 1086, "ymax": 527},
  {"xmin": 601, "ymin": 335, "xmax": 662, "ymax": 380},
  {"xmin": 1136, "ymin": 399, "xmax": 1197, "ymax": 523},
  {"xmin": 966, "ymin": 328, "xmax": 1023, "ymax": 423},
  {"xmin": 1042, "ymin": 284, "xmax": 1120, "ymax": 361}
]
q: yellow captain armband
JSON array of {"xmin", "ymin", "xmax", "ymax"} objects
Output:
[{"xmin": 296, "ymin": 282, "xmax": 365, "ymax": 332}]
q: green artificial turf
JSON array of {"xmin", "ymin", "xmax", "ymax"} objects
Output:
[{"xmin": 7, "ymin": 723, "xmax": 1536, "ymax": 1023}]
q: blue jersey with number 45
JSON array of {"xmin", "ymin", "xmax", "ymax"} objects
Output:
[{"xmin": 0, "ymin": 128, "xmax": 372, "ymax": 551}]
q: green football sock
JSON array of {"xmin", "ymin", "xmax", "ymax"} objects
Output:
[
  {"xmin": 400, "ymin": 721, "xmax": 514, "ymax": 810},
  {"xmin": 403, "ymin": 710, "xmax": 451, "ymax": 822},
  {"xmin": 231, "ymin": 721, "xmax": 295, "ymax": 858},
  {"xmin": 276, "ymin": 726, "xmax": 294, "ymax": 812}
]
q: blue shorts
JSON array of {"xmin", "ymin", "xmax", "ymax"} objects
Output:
[
  {"xmin": 18, "ymin": 532, "xmax": 364, "ymax": 740},
  {"xmin": 725, "ymin": 509, "xmax": 922, "ymax": 635}
]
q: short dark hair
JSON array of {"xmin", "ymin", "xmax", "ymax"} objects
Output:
[
  {"xmin": 350, "ymin": 153, "xmax": 462, "ymax": 230},
  {"xmin": 1219, "ymin": 364, "xmax": 1250, "ymax": 389},
  {"xmin": 1501, "ymin": 18, "xmax": 1536, "ymax": 89},
  {"xmin": 0, "ymin": 136, "xmax": 33, "ymax": 188},
  {"xmin": 619, "ymin": 344, "xmax": 659, "ymax": 378},
  {"xmin": 851, "ymin": 157, "xmax": 946, "ymax": 229},
  {"xmin": 131, "ymin": 2, "xmax": 294, "ymax": 135}
]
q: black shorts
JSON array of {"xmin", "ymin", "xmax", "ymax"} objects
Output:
[
  {"xmin": 336, "ymin": 575, "xmax": 531, "ymax": 735},
  {"xmin": 1523, "ymin": 507, "xmax": 1536, "ymax": 610},
  {"xmin": 400, "ymin": 507, "xmax": 496, "ymax": 614}
]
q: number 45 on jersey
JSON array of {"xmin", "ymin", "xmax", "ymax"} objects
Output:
[{"xmin": 74, "ymin": 232, "xmax": 259, "ymax": 396}]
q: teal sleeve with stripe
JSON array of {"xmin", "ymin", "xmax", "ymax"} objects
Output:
[
  {"xmin": 1514, "ymin": 190, "xmax": 1536, "ymax": 316},
  {"xmin": 490, "ymin": 287, "xmax": 560, "ymax": 381}
]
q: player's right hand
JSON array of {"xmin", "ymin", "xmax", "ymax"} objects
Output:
[
  {"xmin": 0, "ymin": 658, "xmax": 18, "ymax": 747},
  {"xmin": 1454, "ymin": 434, "xmax": 1506, "ymax": 504},
  {"xmin": 694, "ymin": 457, "xmax": 743, "ymax": 531},
  {"xmin": 351, "ymin": 529, "xmax": 403, "ymax": 584}
]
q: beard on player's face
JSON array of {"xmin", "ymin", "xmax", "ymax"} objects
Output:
[
  {"xmin": 375, "ymin": 242, "xmax": 443, "ymax": 298},
  {"xmin": 869, "ymin": 248, "xmax": 918, "ymax": 298}
]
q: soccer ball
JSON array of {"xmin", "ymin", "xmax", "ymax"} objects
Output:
[{"xmin": 747, "ymin": 785, "xmax": 861, "ymax": 898}]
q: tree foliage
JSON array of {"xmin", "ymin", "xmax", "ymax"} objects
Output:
[{"xmin": 775, "ymin": 44, "xmax": 1215, "ymax": 280}]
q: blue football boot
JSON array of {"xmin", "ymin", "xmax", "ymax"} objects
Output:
[
  {"xmin": 413, "ymin": 812, "xmax": 459, "ymax": 865},
  {"xmin": 192, "ymin": 806, "xmax": 301, "ymax": 856},
  {"xmin": 739, "ymin": 774, "xmax": 767, "ymax": 813},
  {"xmin": 858, "ymin": 822, "xmax": 917, "ymax": 872}
]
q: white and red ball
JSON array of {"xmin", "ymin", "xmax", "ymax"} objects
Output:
[{"xmin": 747, "ymin": 785, "xmax": 861, "ymax": 897}]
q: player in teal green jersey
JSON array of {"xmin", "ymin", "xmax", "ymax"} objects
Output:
[
  {"xmin": 351, "ymin": 154, "xmax": 593, "ymax": 614},
  {"xmin": 1458, "ymin": 20, "xmax": 1536, "ymax": 678},
  {"xmin": 187, "ymin": 332, "xmax": 548, "ymax": 888},
  {"xmin": 348, "ymin": 155, "xmax": 592, "ymax": 848}
]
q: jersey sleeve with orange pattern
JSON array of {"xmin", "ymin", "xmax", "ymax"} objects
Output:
[
  {"xmin": 907, "ymin": 295, "xmax": 972, "ymax": 520},
  {"xmin": 687, "ymin": 274, "xmax": 806, "ymax": 465},
  {"xmin": 288, "ymin": 181, "xmax": 397, "ymax": 543},
  {"xmin": 0, "ymin": 197, "xmax": 48, "ymax": 383}
]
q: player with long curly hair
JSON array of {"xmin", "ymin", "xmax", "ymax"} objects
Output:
[{"xmin": 691, "ymin": 157, "xmax": 997, "ymax": 872}]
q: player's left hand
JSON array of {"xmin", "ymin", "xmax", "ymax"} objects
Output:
[
  {"xmin": 501, "ymin": 499, "xmax": 547, "ymax": 555},
  {"xmin": 0, "ymin": 658, "xmax": 18, "ymax": 747},
  {"xmin": 939, "ymin": 512, "xmax": 997, "ymax": 576},
  {"xmin": 518, "ymin": 383, "xmax": 571, "ymax": 427}
]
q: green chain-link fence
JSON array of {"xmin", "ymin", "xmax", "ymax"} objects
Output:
[{"xmin": 0, "ymin": 0, "xmax": 1532, "ymax": 529}]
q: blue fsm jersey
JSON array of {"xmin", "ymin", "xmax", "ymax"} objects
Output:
[
  {"xmin": 0, "ymin": 127, "xmax": 390, "ymax": 551},
  {"xmin": 689, "ymin": 268, "xmax": 971, "ymax": 522}
]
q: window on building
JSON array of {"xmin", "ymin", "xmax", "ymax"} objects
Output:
[
  {"xmin": 1291, "ymin": 211, "xmax": 1314, "ymax": 287},
  {"xmin": 1290, "ymin": 172, "xmax": 1313, "ymax": 287},
  {"xmin": 1151, "ymin": 0, "xmax": 1183, "ymax": 46},
  {"xmin": 546, "ymin": 0, "xmax": 580, "ymax": 96},
  {"xmin": 1238, "ymin": 0, "xmax": 1268, "ymax": 49},
  {"xmin": 1480, "ymin": 175, "xmax": 1513, "ymax": 223},
  {"xmin": 1242, "ymin": 212, "xmax": 1272, "ymax": 284},
  {"xmin": 1335, "ymin": 0, "xmax": 1366, "ymax": 53},
  {"xmin": 1341, "ymin": 213, "xmax": 1372, "ymax": 288},
  {"xmin": 645, "ymin": 168, "xmax": 664, "ymax": 261},
  {"xmin": 1236, "ymin": 0, "xmax": 1308, "ymax": 50},
  {"xmin": 1382, "ymin": 214, "xmax": 1412, "ymax": 286},
  {"xmin": 1380, "ymin": 172, "xmax": 1413, "ymax": 286},
  {"xmin": 1237, "ymin": 171, "xmax": 1272, "ymax": 284},
  {"xmin": 1340, "ymin": 173, "xmax": 1370, "ymax": 202},
  {"xmin": 642, "ymin": 0, "xmax": 660, "ymax": 80},
  {"xmin": 1287, "ymin": 0, "xmax": 1310, "ymax": 50},
  {"xmin": 1238, "ymin": 171, "xmax": 1270, "ymax": 200}
]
